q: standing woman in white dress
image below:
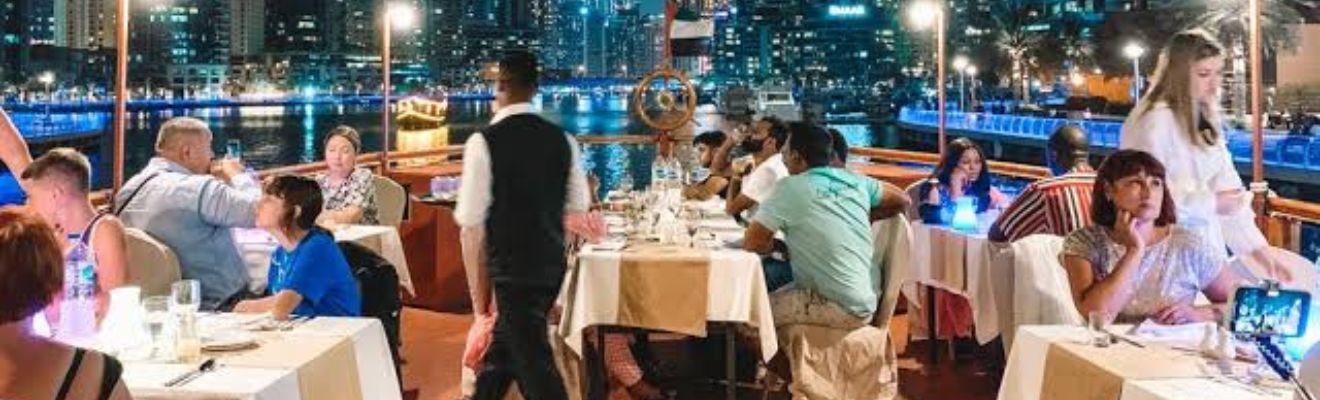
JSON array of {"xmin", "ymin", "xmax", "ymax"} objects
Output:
[{"xmin": 1120, "ymin": 30, "xmax": 1290, "ymax": 280}]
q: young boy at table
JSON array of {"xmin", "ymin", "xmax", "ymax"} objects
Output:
[
  {"xmin": 743, "ymin": 122, "xmax": 910, "ymax": 331},
  {"xmin": 234, "ymin": 176, "xmax": 361, "ymax": 319}
]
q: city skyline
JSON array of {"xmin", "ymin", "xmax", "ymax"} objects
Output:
[{"xmin": 0, "ymin": 0, "xmax": 1313, "ymax": 105}]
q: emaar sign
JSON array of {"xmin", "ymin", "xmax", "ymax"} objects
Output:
[{"xmin": 828, "ymin": 5, "xmax": 866, "ymax": 17}]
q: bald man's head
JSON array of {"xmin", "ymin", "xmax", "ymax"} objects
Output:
[
  {"xmin": 1047, "ymin": 125, "xmax": 1090, "ymax": 176},
  {"xmin": 155, "ymin": 117, "xmax": 214, "ymax": 174}
]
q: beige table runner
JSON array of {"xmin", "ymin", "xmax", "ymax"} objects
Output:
[
  {"xmin": 616, "ymin": 244, "xmax": 710, "ymax": 337},
  {"xmin": 214, "ymin": 335, "xmax": 363, "ymax": 400},
  {"xmin": 1040, "ymin": 341, "xmax": 1211, "ymax": 400}
]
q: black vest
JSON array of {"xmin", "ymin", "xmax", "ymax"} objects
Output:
[{"xmin": 482, "ymin": 114, "xmax": 571, "ymax": 287}]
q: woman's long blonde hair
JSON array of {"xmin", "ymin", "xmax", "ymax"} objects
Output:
[{"xmin": 1132, "ymin": 29, "xmax": 1225, "ymax": 146}]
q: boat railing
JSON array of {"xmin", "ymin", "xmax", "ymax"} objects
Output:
[
  {"xmin": 83, "ymin": 136, "xmax": 1320, "ymax": 257},
  {"xmin": 898, "ymin": 107, "xmax": 1320, "ymax": 169}
]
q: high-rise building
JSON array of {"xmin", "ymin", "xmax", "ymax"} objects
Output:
[
  {"xmin": 130, "ymin": 0, "xmax": 230, "ymax": 97},
  {"xmin": 229, "ymin": 0, "xmax": 263, "ymax": 56},
  {"xmin": 59, "ymin": 0, "xmax": 113, "ymax": 50},
  {"xmin": 26, "ymin": 0, "xmax": 56, "ymax": 45}
]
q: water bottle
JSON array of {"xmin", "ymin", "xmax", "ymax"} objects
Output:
[
  {"xmin": 667, "ymin": 156, "xmax": 684, "ymax": 186},
  {"xmin": 59, "ymin": 241, "xmax": 98, "ymax": 341},
  {"xmin": 651, "ymin": 156, "xmax": 669, "ymax": 189}
]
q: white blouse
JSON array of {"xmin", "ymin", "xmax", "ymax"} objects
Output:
[{"xmin": 1119, "ymin": 103, "xmax": 1268, "ymax": 257}]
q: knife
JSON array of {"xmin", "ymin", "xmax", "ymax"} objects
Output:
[{"xmin": 163, "ymin": 358, "xmax": 216, "ymax": 387}]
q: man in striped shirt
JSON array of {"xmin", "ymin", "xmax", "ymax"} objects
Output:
[{"xmin": 989, "ymin": 125, "xmax": 1096, "ymax": 243}]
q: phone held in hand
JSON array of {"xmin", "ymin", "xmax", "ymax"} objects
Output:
[{"xmin": 1230, "ymin": 282, "xmax": 1310, "ymax": 338}]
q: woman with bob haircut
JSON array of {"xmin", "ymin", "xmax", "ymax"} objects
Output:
[
  {"xmin": 1061, "ymin": 150, "xmax": 1241, "ymax": 325},
  {"xmin": 235, "ymin": 175, "xmax": 361, "ymax": 319}
]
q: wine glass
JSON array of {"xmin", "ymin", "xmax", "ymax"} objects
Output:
[
  {"xmin": 170, "ymin": 280, "xmax": 201, "ymax": 315},
  {"xmin": 142, "ymin": 296, "xmax": 171, "ymax": 360}
]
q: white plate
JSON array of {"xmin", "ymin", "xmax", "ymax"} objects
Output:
[{"xmin": 202, "ymin": 331, "xmax": 257, "ymax": 352}]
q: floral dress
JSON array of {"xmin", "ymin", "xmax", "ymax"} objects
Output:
[{"xmin": 315, "ymin": 168, "xmax": 379, "ymax": 225}]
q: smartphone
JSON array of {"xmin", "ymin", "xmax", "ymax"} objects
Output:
[
  {"xmin": 1230, "ymin": 285, "xmax": 1311, "ymax": 337},
  {"xmin": 225, "ymin": 139, "xmax": 242, "ymax": 160}
]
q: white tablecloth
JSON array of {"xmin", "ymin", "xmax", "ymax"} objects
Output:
[
  {"xmin": 1000, "ymin": 325, "xmax": 1292, "ymax": 400},
  {"xmin": 123, "ymin": 364, "xmax": 301, "ymax": 400},
  {"xmin": 906, "ymin": 222, "xmax": 1012, "ymax": 343},
  {"xmin": 123, "ymin": 315, "xmax": 400, "ymax": 400},
  {"xmin": 558, "ymin": 247, "xmax": 779, "ymax": 362},
  {"xmin": 235, "ymin": 225, "xmax": 414, "ymax": 296}
]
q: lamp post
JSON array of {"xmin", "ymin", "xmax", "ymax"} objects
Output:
[
  {"xmin": 1249, "ymin": 0, "xmax": 1266, "ymax": 210},
  {"xmin": 111, "ymin": 0, "xmax": 131, "ymax": 193},
  {"xmin": 381, "ymin": 2, "xmax": 415, "ymax": 175},
  {"xmin": 952, "ymin": 55, "xmax": 968, "ymax": 112},
  {"xmin": 580, "ymin": 7, "xmax": 589, "ymax": 75},
  {"xmin": 909, "ymin": 0, "xmax": 945, "ymax": 155},
  {"xmin": 39, "ymin": 72, "xmax": 54, "ymax": 123},
  {"xmin": 967, "ymin": 65, "xmax": 978, "ymax": 111},
  {"xmin": 1124, "ymin": 42, "xmax": 1146, "ymax": 101}
]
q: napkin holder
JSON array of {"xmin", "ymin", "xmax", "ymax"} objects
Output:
[{"xmin": 98, "ymin": 286, "xmax": 150, "ymax": 358}]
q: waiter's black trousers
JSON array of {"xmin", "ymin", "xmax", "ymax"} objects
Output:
[{"xmin": 473, "ymin": 282, "xmax": 567, "ymax": 400}]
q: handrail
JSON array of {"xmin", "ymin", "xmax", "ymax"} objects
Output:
[
  {"xmin": 84, "ymin": 140, "xmax": 1320, "ymax": 241},
  {"xmin": 850, "ymin": 147, "xmax": 1051, "ymax": 180}
]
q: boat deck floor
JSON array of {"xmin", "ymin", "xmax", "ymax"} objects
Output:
[{"xmin": 399, "ymin": 307, "xmax": 999, "ymax": 400}]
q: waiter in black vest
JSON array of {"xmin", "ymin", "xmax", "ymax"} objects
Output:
[{"xmin": 454, "ymin": 50, "xmax": 588, "ymax": 400}]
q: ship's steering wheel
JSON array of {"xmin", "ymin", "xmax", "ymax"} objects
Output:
[{"xmin": 632, "ymin": 67, "xmax": 697, "ymax": 132}]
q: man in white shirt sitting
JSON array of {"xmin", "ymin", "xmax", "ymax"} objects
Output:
[
  {"xmin": 725, "ymin": 116, "xmax": 789, "ymax": 220},
  {"xmin": 725, "ymin": 116, "xmax": 793, "ymax": 290}
]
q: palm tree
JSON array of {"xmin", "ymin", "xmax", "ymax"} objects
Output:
[
  {"xmin": 991, "ymin": 0, "xmax": 1043, "ymax": 103},
  {"xmin": 1174, "ymin": 0, "xmax": 1305, "ymax": 119}
]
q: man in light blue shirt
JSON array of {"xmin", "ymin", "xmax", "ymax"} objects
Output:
[
  {"xmin": 744, "ymin": 122, "xmax": 910, "ymax": 329},
  {"xmin": 114, "ymin": 117, "xmax": 260, "ymax": 310}
]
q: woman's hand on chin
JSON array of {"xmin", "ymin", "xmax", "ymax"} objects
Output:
[{"xmin": 1113, "ymin": 211, "xmax": 1147, "ymax": 252}]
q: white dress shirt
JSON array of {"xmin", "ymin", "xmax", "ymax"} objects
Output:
[
  {"xmin": 741, "ymin": 153, "xmax": 790, "ymax": 203},
  {"xmin": 1119, "ymin": 103, "xmax": 1268, "ymax": 256},
  {"xmin": 453, "ymin": 102, "xmax": 591, "ymax": 228}
]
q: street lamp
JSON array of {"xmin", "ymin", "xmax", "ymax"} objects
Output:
[
  {"xmin": 38, "ymin": 72, "xmax": 55, "ymax": 124},
  {"xmin": 966, "ymin": 65, "xmax": 978, "ymax": 111},
  {"xmin": 380, "ymin": 2, "xmax": 416, "ymax": 174},
  {"xmin": 1124, "ymin": 42, "xmax": 1146, "ymax": 100},
  {"xmin": 952, "ymin": 55, "xmax": 968, "ymax": 112},
  {"xmin": 580, "ymin": 7, "xmax": 589, "ymax": 75},
  {"xmin": 908, "ymin": 0, "xmax": 947, "ymax": 155}
]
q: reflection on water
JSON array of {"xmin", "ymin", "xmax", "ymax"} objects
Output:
[{"xmin": 4, "ymin": 97, "xmax": 898, "ymax": 202}]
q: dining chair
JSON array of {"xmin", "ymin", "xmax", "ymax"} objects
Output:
[
  {"xmin": 1005, "ymin": 234, "xmax": 1079, "ymax": 350},
  {"xmin": 372, "ymin": 175, "xmax": 408, "ymax": 226},
  {"xmin": 122, "ymin": 227, "xmax": 182, "ymax": 297}
]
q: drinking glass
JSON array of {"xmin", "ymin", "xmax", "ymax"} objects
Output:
[
  {"xmin": 225, "ymin": 139, "xmax": 242, "ymax": 160},
  {"xmin": 170, "ymin": 280, "xmax": 201, "ymax": 315},
  {"xmin": 1087, "ymin": 311, "xmax": 1112, "ymax": 348},
  {"xmin": 142, "ymin": 296, "xmax": 171, "ymax": 360}
]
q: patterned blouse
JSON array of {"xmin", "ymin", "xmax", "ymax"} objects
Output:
[
  {"xmin": 1062, "ymin": 225, "xmax": 1224, "ymax": 322},
  {"xmin": 315, "ymin": 168, "xmax": 379, "ymax": 225}
]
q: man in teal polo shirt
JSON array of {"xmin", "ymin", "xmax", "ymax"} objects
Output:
[{"xmin": 743, "ymin": 122, "xmax": 910, "ymax": 329}]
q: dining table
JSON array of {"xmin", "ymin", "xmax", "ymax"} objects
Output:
[
  {"xmin": 1000, "ymin": 324, "xmax": 1294, "ymax": 400},
  {"xmin": 555, "ymin": 196, "xmax": 777, "ymax": 400},
  {"xmin": 121, "ymin": 314, "xmax": 401, "ymax": 400}
]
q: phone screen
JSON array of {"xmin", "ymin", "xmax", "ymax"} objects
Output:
[{"xmin": 1231, "ymin": 286, "xmax": 1311, "ymax": 337}]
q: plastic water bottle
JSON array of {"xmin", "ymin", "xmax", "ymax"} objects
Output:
[
  {"xmin": 58, "ymin": 241, "xmax": 98, "ymax": 341},
  {"xmin": 666, "ymin": 156, "xmax": 684, "ymax": 186},
  {"xmin": 651, "ymin": 156, "xmax": 669, "ymax": 189}
]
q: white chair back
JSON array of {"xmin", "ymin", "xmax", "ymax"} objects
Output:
[
  {"xmin": 871, "ymin": 214, "xmax": 914, "ymax": 331},
  {"xmin": 372, "ymin": 176, "xmax": 407, "ymax": 226},
  {"xmin": 1006, "ymin": 234, "xmax": 1081, "ymax": 349},
  {"xmin": 122, "ymin": 228, "xmax": 182, "ymax": 297}
]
